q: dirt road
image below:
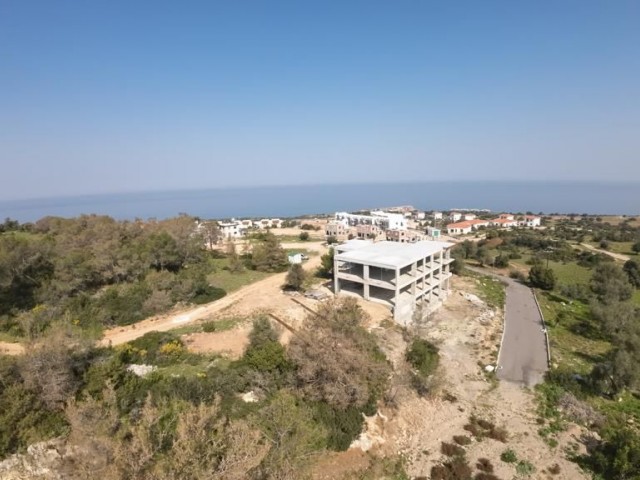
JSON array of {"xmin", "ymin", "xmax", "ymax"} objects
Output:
[
  {"xmin": 579, "ymin": 242, "xmax": 630, "ymax": 262},
  {"xmin": 101, "ymin": 243, "xmax": 327, "ymax": 347}
]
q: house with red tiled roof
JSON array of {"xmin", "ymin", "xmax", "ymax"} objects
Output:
[{"xmin": 446, "ymin": 219, "xmax": 490, "ymax": 235}]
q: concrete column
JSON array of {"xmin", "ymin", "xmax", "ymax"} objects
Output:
[
  {"xmin": 363, "ymin": 265, "xmax": 370, "ymax": 300},
  {"xmin": 333, "ymin": 257, "xmax": 340, "ymax": 293},
  {"xmin": 394, "ymin": 267, "xmax": 400, "ymax": 301}
]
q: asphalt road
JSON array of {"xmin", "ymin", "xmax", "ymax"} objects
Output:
[{"xmin": 469, "ymin": 267, "xmax": 549, "ymax": 386}]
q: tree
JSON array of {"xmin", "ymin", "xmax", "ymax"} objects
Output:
[
  {"xmin": 582, "ymin": 425, "xmax": 640, "ymax": 479},
  {"xmin": 251, "ymin": 232, "xmax": 289, "ymax": 272},
  {"xmin": 201, "ymin": 221, "xmax": 220, "ymax": 250},
  {"xmin": 623, "ymin": 259, "xmax": 640, "ymax": 288},
  {"xmin": 226, "ymin": 241, "xmax": 245, "ymax": 273},
  {"xmin": 528, "ymin": 265, "xmax": 556, "ymax": 290},
  {"xmin": 285, "ymin": 263, "xmax": 306, "ymax": 291},
  {"xmin": 317, "ymin": 248, "xmax": 334, "ymax": 278},
  {"xmin": 459, "ymin": 240, "xmax": 477, "ymax": 259},
  {"xmin": 590, "ymin": 300, "xmax": 640, "ymax": 393},
  {"xmin": 475, "ymin": 247, "xmax": 492, "ymax": 267},
  {"xmin": 632, "ymin": 241, "xmax": 640, "ymax": 254},
  {"xmin": 493, "ymin": 255, "xmax": 509, "ymax": 268},
  {"xmin": 591, "ymin": 263, "xmax": 633, "ymax": 304},
  {"xmin": 288, "ymin": 298, "xmax": 390, "ymax": 410},
  {"xmin": 298, "ymin": 231, "xmax": 310, "ymax": 241}
]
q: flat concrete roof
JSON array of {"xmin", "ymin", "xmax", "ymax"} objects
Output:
[
  {"xmin": 335, "ymin": 240, "xmax": 453, "ymax": 269},
  {"xmin": 334, "ymin": 239, "xmax": 374, "ymax": 252}
]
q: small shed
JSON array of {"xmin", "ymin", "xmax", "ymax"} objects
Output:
[
  {"xmin": 288, "ymin": 253, "xmax": 303, "ymax": 264},
  {"xmin": 427, "ymin": 226, "xmax": 441, "ymax": 238}
]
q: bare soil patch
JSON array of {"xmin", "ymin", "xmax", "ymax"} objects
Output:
[{"xmin": 0, "ymin": 341, "xmax": 24, "ymax": 356}]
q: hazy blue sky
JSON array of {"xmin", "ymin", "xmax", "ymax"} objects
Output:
[{"xmin": 1, "ymin": 1, "xmax": 639, "ymax": 200}]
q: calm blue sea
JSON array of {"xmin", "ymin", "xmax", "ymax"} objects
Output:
[{"xmin": 0, "ymin": 182, "xmax": 638, "ymax": 222}]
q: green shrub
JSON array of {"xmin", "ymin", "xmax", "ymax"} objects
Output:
[
  {"xmin": 500, "ymin": 449, "xmax": 517, "ymax": 463},
  {"xmin": 516, "ymin": 460, "xmax": 535, "ymax": 476},
  {"xmin": 311, "ymin": 401, "xmax": 366, "ymax": 451},
  {"xmin": 578, "ymin": 425, "xmax": 640, "ymax": 479},
  {"xmin": 406, "ymin": 338, "xmax": 439, "ymax": 377},
  {"xmin": 529, "ymin": 265, "xmax": 556, "ymax": 290}
]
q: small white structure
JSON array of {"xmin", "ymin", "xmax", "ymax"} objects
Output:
[
  {"xmin": 449, "ymin": 212, "xmax": 462, "ymax": 222},
  {"xmin": 218, "ymin": 219, "xmax": 247, "ymax": 239},
  {"xmin": 427, "ymin": 226, "xmax": 441, "ymax": 239},
  {"xmin": 432, "ymin": 211, "xmax": 443, "ymax": 220},
  {"xmin": 463, "ymin": 213, "xmax": 476, "ymax": 221},
  {"xmin": 334, "ymin": 240, "xmax": 454, "ymax": 325},
  {"xmin": 288, "ymin": 253, "xmax": 304, "ymax": 264},
  {"xmin": 519, "ymin": 215, "xmax": 541, "ymax": 227}
]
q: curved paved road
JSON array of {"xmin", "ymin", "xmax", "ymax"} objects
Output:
[
  {"xmin": 497, "ymin": 277, "xmax": 549, "ymax": 386},
  {"xmin": 470, "ymin": 267, "xmax": 549, "ymax": 386}
]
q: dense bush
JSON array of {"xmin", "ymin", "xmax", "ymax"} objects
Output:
[
  {"xmin": 406, "ymin": 338, "xmax": 440, "ymax": 377},
  {"xmin": 528, "ymin": 265, "xmax": 556, "ymax": 290}
]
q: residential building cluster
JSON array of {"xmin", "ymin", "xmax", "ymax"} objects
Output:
[
  {"xmin": 325, "ymin": 210, "xmax": 432, "ymax": 243},
  {"xmin": 446, "ymin": 213, "xmax": 541, "ymax": 235},
  {"xmin": 216, "ymin": 218, "xmax": 284, "ymax": 240}
]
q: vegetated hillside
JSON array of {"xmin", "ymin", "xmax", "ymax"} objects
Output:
[
  {"xmin": 0, "ymin": 216, "xmax": 292, "ymax": 340},
  {"xmin": 0, "ymin": 297, "xmax": 399, "ymax": 479},
  {"xmin": 452, "ymin": 217, "xmax": 640, "ymax": 479}
]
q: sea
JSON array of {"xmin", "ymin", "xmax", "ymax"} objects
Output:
[{"xmin": 0, "ymin": 182, "xmax": 638, "ymax": 223}]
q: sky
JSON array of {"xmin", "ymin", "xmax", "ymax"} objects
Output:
[{"xmin": 1, "ymin": 1, "xmax": 639, "ymax": 200}]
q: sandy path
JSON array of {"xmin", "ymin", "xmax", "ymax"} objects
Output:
[
  {"xmin": 101, "ymin": 245, "xmax": 326, "ymax": 347},
  {"xmin": 579, "ymin": 242, "xmax": 630, "ymax": 262},
  {"xmin": 0, "ymin": 341, "xmax": 24, "ymax": 356}
]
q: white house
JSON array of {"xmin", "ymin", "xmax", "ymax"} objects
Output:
[
  {"xmin": 463, "ymin": 214, "xmax": 476, "ymax": 221},
  {"xmin": 491, "ymin": 217, "xmax": 519, "ymax": 228},
  {"xmin": 432, "ymin": 212, "xmax": 443, "ymax": 221},
  {"xmin": 519, "ymin": 215, "xmax": 541, "ymax": 227},
  {"xmin": 446, "ymin": 221, "xmax": 473, "ymax": 235},
  {"xmin": 218, "ymin": 219, "xmax": 247, "ymax": 239},
  {"xmin": 449, "ymin": 212, "xmax": 462, "ymax": 222}
]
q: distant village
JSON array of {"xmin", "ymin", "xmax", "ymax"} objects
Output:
[{"xmin": 210, "ymin": 207, "xmax": 543, "ymax": 244}]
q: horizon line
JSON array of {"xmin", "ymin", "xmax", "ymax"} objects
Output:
[{"xmin": 2, "ymin": 179, "xmax": 640, "ymax": 204}]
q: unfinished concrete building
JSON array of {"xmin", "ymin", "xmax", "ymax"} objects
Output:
[{"xmin": 334, "ymin": 240, "xmax": 454, "ymax": 325}]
